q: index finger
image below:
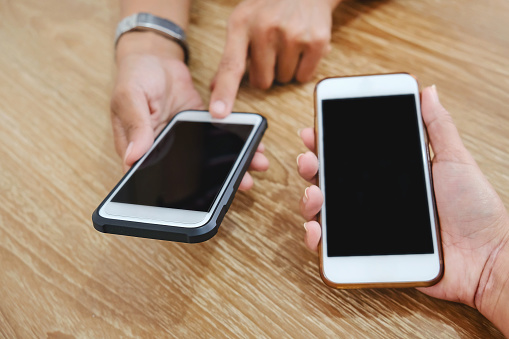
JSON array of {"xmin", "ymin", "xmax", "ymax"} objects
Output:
[{"xmin": 209, "ymin": 25, "xmax": 249, "ymax": 118}]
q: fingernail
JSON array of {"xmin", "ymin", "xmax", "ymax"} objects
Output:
[
  {"xmin": 296, "ymin": 153, "xmax": 304, "ymax": 167},
  {"xmin": 430, "ymin": 84, "xmax": 439, "ymax": 103},
  {"xmin": 210, "ymin": 100, "xmax": 226, "ymax": 117},
  {"xmin": 303, "ymin": 222, "xmax": 308, "ymax": 232},
  {"xmin": 297, "ymin": 128, "xmax": 302, "ymax": 137},
  {"xmin": 124, "ymin": 141, "xmax": 133, "ymax": 164},
  {"xmin": 303, "ymin": 187, "xmax": 309, "ymax": 204}
]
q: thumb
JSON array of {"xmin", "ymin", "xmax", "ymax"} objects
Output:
[
  {"xmin": 421, "ymin": 85, "xmax": 473, "ymax": 164},
  {"xmin": 122, "ymin": 121, "xmax": 154, "ymax": 169},
  {"xmin": 111, "ymin": 92, "xmax": 155, "ymax": 170}
]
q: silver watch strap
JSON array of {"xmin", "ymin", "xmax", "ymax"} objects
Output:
[{"xmin": 115, "ymin": 12, "xmax": 189, "ymax": 64}]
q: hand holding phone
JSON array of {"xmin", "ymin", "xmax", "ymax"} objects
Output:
[
  {"xmin": 93, "ymin": 111, "xmax": 267, "ymax": 243},
  {"xmin": 299, "ymin": 84, "xmax": 509, "ymax": 336},
  {"xmin": 312, "ymin": 73, "xmax": 443, "ymax": 288}
]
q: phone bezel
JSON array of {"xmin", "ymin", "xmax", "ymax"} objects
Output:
[
  {"xmin": 315, "ymin": 73, "xmax": 443, "ymax": 288},
  {"xmin": 98, "ymin": 110, "xmax": 264, "ymax": 228}
]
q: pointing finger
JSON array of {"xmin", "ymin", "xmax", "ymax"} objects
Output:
[{"xmin": 209, "ymin": 23, "xmax": 249, "ymax": 118}]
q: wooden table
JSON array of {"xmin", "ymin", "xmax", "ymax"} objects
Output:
[{"xmin": 1, "ymin": 0, "xmax": 508, "ymax": 337}]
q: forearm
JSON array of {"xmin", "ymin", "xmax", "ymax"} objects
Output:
[
  {"xmin": 477, "ymin": 223, "xmax": 509, "ymax": 337},
  {"xmin": 490, "ymin": 273, "xmax": 509, "ymax": 336}
]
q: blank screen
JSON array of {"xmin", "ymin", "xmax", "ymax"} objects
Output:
[
  {"xmin": 112, "ymin": 121, "xmax": 253, "ymax": 212},
  {"xmin": 322, "ymin": 95, "xmax": 434, "ymax": 257}
]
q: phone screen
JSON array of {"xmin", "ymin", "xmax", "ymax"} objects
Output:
[
  {"xmin": 322, "ymin": 94, "xmax": 434, "ymax": 257},
  {"xmin": 111, "ymin": 121, "xmax": 253, "ymax": 212}
]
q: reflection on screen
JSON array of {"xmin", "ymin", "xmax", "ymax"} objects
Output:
[
  {"xmin": 322, "ymin": 95, "xmax": 434, "ymax": 257},
  {"xmin": 112, "ymin": 121, "xmax": 253, "ymax": 212}
]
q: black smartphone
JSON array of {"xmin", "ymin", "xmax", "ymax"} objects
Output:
[{"xmin": 92, "ymin": 110, "xmax": 267, "ymax": 243}]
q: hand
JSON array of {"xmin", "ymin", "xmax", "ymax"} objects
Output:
[
  {"xmin": 111, "ymin": 31, "xmax": 204, "ymax": 171},
  {"xmin": 111, "ymin": 32, "xmax": 268, "ymax": 190},
  {"xmin": 209, "ymin": 0, "xmax": 339, "ymax": 118},
  {"xmin": 296, "ymin": 86, "xmax": 509, "ymax": 333}
]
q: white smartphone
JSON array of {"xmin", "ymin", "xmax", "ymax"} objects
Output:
[
  {"xmin": 93, "ymin": 110, "xmax": 267, "ymax": 243},
  {"xmin": 314, "ymin": 73, "xmax": 443, "ymax": 288}
]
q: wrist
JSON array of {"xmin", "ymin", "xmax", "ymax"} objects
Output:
[
  {"xmin": 476, "ymin": 222, "xmax": 509, "ymax": 336},
  {"xmin": 115, "ymin": 31, "xmax": 186, "ymax": 63}
]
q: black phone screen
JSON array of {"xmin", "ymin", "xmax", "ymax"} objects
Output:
[
  {"xmin": 112, "ymin": 121, "xmax": 253, "ymax": 212},
  {"xmin": 321, "ymin": 94, "xmax": 434, "ymax": 257}
]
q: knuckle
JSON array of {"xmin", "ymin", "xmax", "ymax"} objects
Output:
[
  {"xmin": 122, "ymin": 120, "xmax": 140, "ymax": 134},
  {"xmin": 252, "ymin": 13, "xmax": 282, "ymax": 36},
  {"xmin": 312, "ymin": 28, "xmax": 331, "ymax": 46},
  {"xmin": 219, "ymin": 57, "xmax": 245, "ymax": 78},
  {"xmin": 284, "ymin": 29, "xmax": 305, "ymax": 45},
  {"xmin": 295, "ymin": 71, "xmax": 313, "ymax": 84},
  {"xmin": 276, "ymin": 75, "xmax": 291, "ymax": 85},
  {"xmin": 259, "ymin": 80, "xmax": 272, "ymax": 90},
  {"xmin": 110, "ymin": 83, "xmax": 140, "ymax": 112},
  {"xmin": 227, "ymin": 10, "xmax": 248, "ymax": 31},
  {"xmin": 286, "ymin": 22, "xmax": 307, "ymax": 40},
  {"xmin": 265, "ymin": 17, "xmax": 281, "ymax": 33},
  {"xmin": 252, "ymin": 75, "xmax": 274, "ymax": 90}
]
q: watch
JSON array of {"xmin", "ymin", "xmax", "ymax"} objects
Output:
[{"xmin": 115, "ymin": 12, "xmax": 189, "ymax": 64}]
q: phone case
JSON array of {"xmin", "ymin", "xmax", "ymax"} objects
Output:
[{"xmin": 92, "ymin": 113, "xmax": 267, "ymax": 243}]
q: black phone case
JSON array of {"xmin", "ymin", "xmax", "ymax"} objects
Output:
[{"xmin": 92, "ymin": 112, "xmax": 267, "ymax": 243}]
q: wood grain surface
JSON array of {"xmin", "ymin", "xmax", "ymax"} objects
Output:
[{"xmin": 1, "ymin": 0, "xmax": 508, "ymax": 337}]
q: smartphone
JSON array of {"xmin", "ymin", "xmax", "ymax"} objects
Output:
[
  {"xmin": 92, "ymin": 110, "xmax": 267, "ymax": 243},
  {"xmin": 314, "ymin": 73, "xmax": 443, "ymax": 288}
]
